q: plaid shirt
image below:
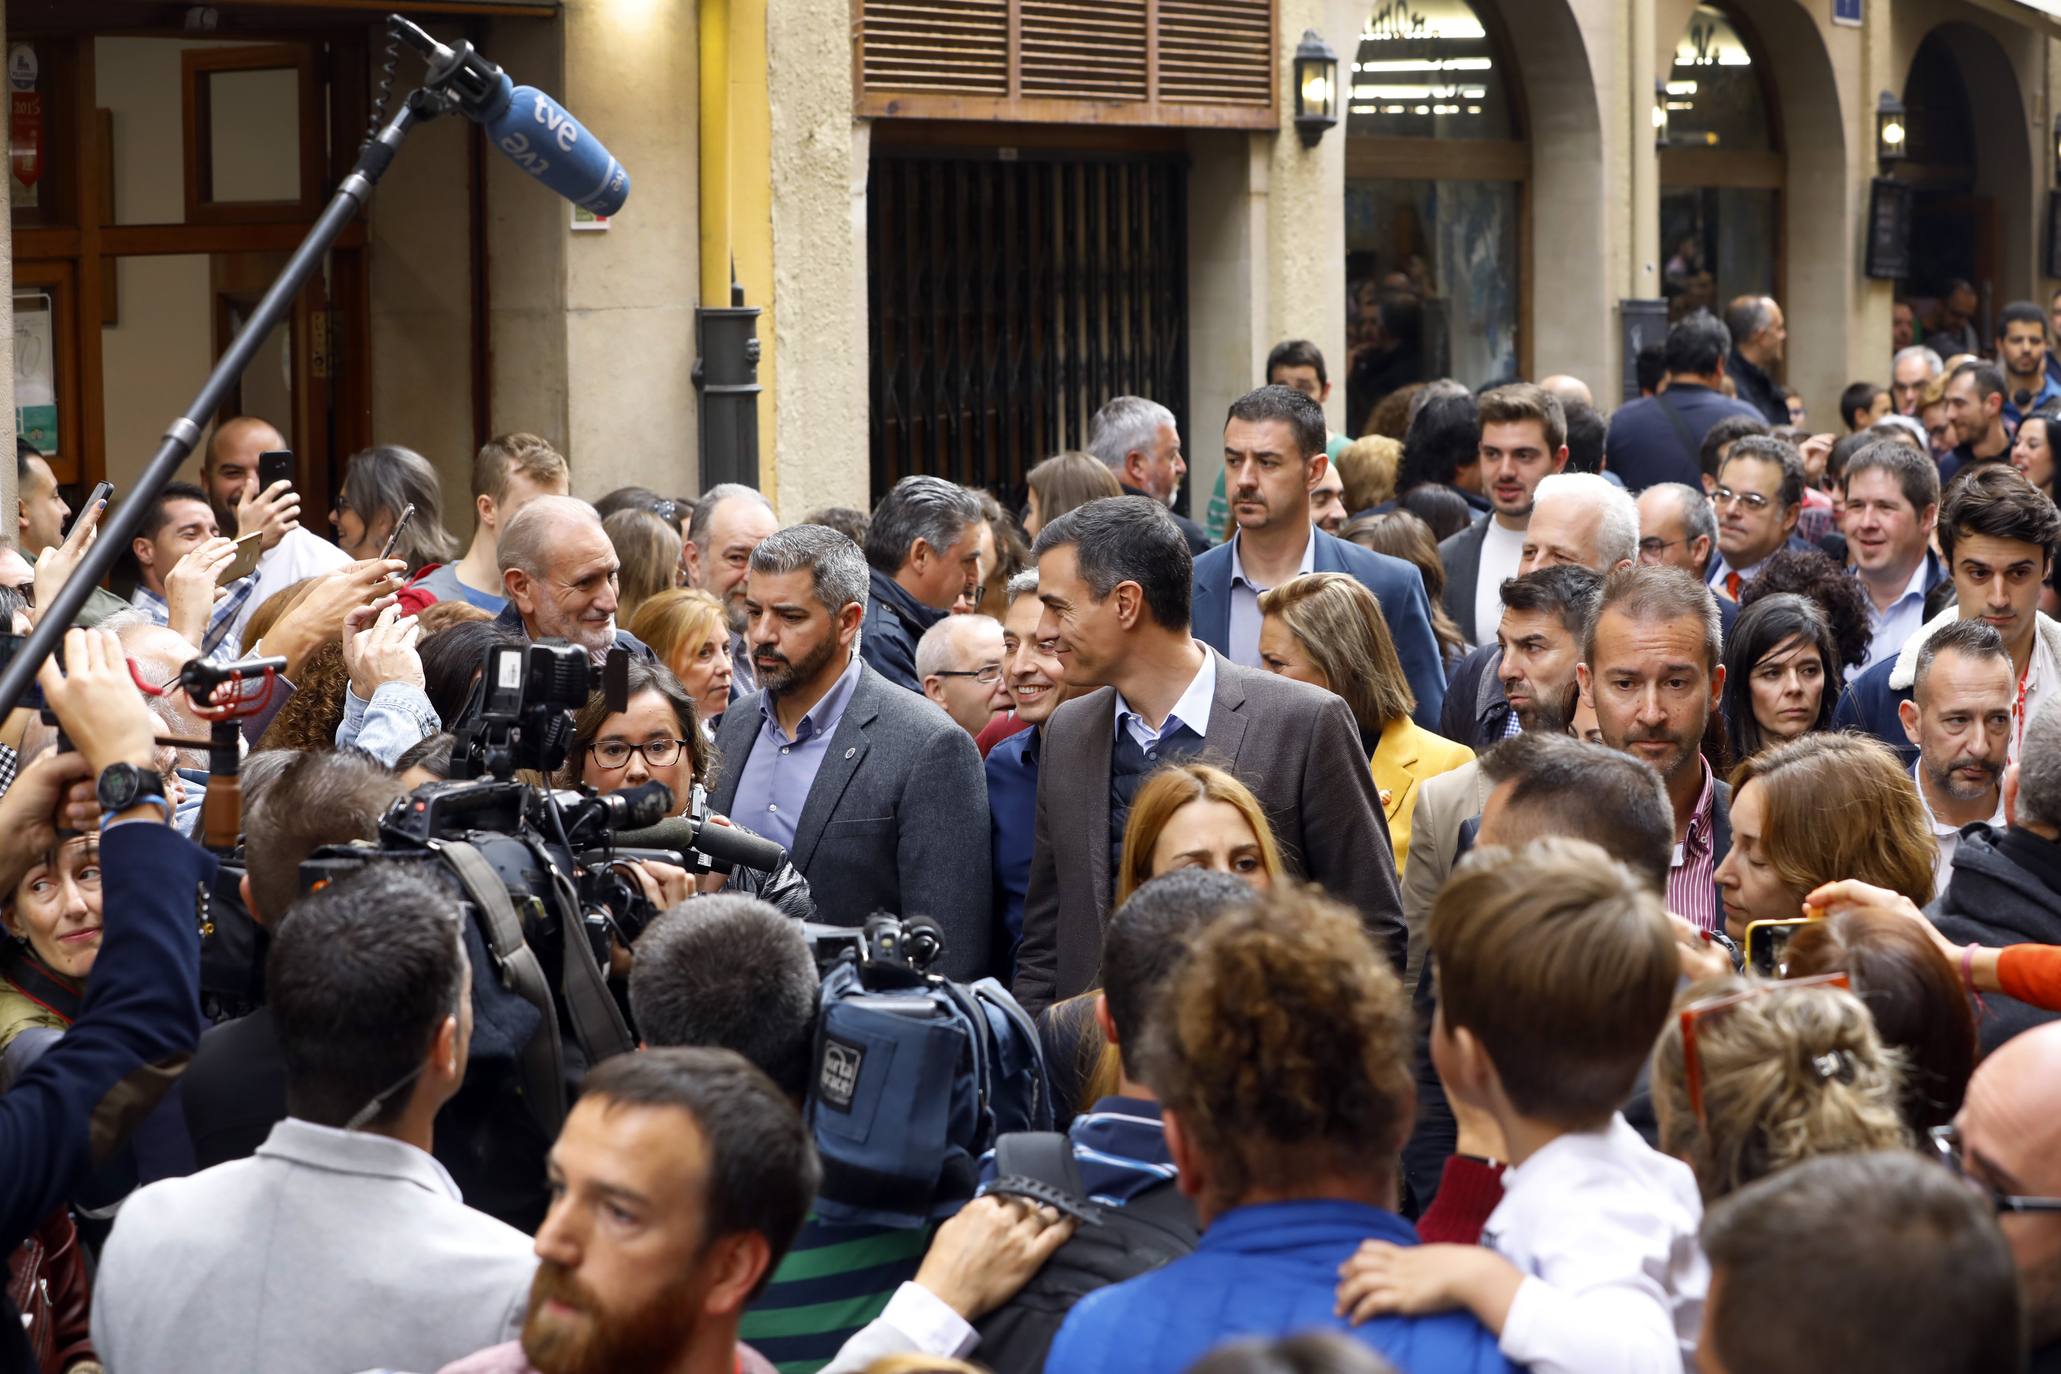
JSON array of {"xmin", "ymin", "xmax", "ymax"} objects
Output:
[{"xmin": 130, "ymin": 577, "xmax": 256, "ymax": 660}]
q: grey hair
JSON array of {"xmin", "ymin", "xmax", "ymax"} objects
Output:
[
  {"xmin": 687, "ymin": 482, "xmax": 773, "ymax": 551},
  {"xmin": 752, "ymin": 523, "xmax": 869, "ymax": 615},
  {"xmin": 863, "ymin": 475, "xmax": 982, "ymax": 575},
  {"xmin": 1893, "ymin": 344, "xmax": 1945, "ymax": 379},
  {"xmin": 341, "ymin": 445, "xmax": 461, "ymax": 569},
  {"xmin": 497, "ymin": 494, "xmax": 604, "ymax": 580},
  {"xmin": 1532, "ymin": 472, "xmax": 1640, "ymax": 568},
  {"xmin": 1725, "ymin": 295, "xmax": 1778, "ymax": 347},
  {"xmin": 1647, "ymin": 482, "xmax": 1717, "ymax": 570},
  {"xmin": 915, "ymin": 613, "xmax": 999, "ymax": 681},
  {"xmin": 2020, "ymin": 696, "xmax": 2061, "ymax": 830},
  {"xmin": 1006, "ymin": 568, "xmax": 1039, "ymax": 602},
  {"xmin": 1087, "ymin": 396, "xmax": 1177, "ymax": 472}
]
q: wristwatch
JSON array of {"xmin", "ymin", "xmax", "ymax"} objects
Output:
[{"xmin": 96, "ymin": 761, "xmax": 169, "ymax": 816}]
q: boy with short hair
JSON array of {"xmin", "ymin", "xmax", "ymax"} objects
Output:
[{"xmin": 1338, "ymin": 837, "xmax": 1705, "ymax": 1374}]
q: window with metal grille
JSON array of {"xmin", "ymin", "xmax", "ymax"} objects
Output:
[
  {"xmin": 856, "ymin": 0, "xmax": 1275, "ymax": 128},
  {"xmin": 867, "ymin": 150, "xmax": 1190, "ymax": 508}
]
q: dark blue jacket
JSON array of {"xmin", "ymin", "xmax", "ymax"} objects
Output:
[
  {"xmin": 859, "ymin": 564, "xmax": 947, "ymax": 694},
  {"xmin": 1603, "ymin": 383, "xmax": 1764, "ymax": 492},
  {"xmin": 986, "ymin": 724, "xmax": 1040, "ymax": 978},
  {"xmin": 1191, "ymin": 528, "xmax": 1447, "ymax": 730},
  {"xmin": 1, "ymin": 822, "xmax": 208, "ymax": 1248},
  {"xmin": 1045, "ymin": 1199, "xmax": 1516, "ymax": 1374},
  {"xmin": 1831, "ymin": 652, "xmax": 1919, "ymax": 767}
]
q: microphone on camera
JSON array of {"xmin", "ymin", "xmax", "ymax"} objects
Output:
[{"xmin": 616, "ymin": 815, "xmax": 790, "ymax": 876}]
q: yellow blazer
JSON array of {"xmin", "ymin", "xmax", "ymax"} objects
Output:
[{"xmin": 1371, "ymin": 716, "xmax": 1476, "ymax": 876}]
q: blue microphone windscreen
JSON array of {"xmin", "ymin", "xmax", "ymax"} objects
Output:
[{"xmin": 482, "ymin": 83, "xmax": 630, "ymax": 217}]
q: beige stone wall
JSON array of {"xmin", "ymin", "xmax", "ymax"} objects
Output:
[{"xmin": 766, "ymin": 0, "xmax": 870, "ymax": 519}]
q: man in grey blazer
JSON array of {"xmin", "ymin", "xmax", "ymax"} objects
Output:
[
  {"xmin": 91, "ymin": 866, "xmax": 536, "ymax": 1374},
  {"xmin": 710, "ymin": 524, "xmax": 992, "ymax": 979},
  {"xmin": 1012, "ymin": 496, "xmax": 1403, "ymax": 1014}
]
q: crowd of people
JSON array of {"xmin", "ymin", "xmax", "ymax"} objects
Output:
[{"xmin": 5, "ymin": 286, "xmax": 2061, "ymax": 1374}]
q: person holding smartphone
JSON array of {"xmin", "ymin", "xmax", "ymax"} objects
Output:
[{"xmin": 200, "ymin": 417, "xmax": 351, "ymax": 648}]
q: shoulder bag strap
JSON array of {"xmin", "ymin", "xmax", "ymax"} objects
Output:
[{"xmin": 439, "ymin": 840, "xmax": 567, "ymax": 1137}]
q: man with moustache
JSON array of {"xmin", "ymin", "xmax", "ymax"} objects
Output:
[
  {"xmin": 439, "ymin": 1048, "xmax": 813, "ymax": 1374},
  {"xmin": 986, "ymin": 569, "xmax": 1075, "ymax": 977},
  {"xmin": 1901, "ymin": 620, "xmax": 2013, "ymax": 898},
  {"xmin": 710, "ymin": 525, "xmax": 991, "ymax": 978}
]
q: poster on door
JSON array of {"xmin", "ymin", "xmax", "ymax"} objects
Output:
[
  {"xmin": 14, "ymin": 292, "xmax": 57, "ymax": 457},
  {"xmin": 8, "ymin": 44, "xmax": 40, "ymax": 209}
]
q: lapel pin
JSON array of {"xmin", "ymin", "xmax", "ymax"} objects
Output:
[{"xmin": 845, "ymin": 747, "xmax": 857, "ymax": 760}]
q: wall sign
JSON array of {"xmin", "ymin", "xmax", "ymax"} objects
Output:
[{"xmin": 1833, "ymin": 0, "xmax": 1862, "ymax": 28}]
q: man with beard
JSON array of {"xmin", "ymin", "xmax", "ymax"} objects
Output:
[
  {"xmin": 1902, "ymin": 619, "xmax": 2013, "ymax": 898},
  {"xmin": 709, "ymin": 524, "xmax": 991, "ymax": 978},
  {"xmin": 92, "ymin": 865, "xmax": 537, "ymax": 1374},
  {"xmin": 439, "ymin": 1048, "xmax": 815, "ymax": 1374},
  {"xmin": 1579, "ymin": 565, "xmax": 1732, "ymax": 931},
  {"xmin": 495, "ymin": 496, "xmax": 656, "ymax": 665},
  {"xmin": 683, "ymin": 483, "xmax": 779, "ymax": 699}
]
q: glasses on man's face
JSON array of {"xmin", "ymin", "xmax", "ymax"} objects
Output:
[
  {"xmin": 587, "ymin": 737, "xmax": 689, "ymax": 770},
  {"xmin": 1679, "ymin": 972, "xmax": 1849, "ymax": 1124},
  {"xmin": 935, "ymin": 664, "xmax": 1004, "ymax": 685},
  {"xmin": 1638, "ymin": 537, "xmax": 1682, "ymax": 559},
  {"xmin": 1712, "ymin": 487, "xmax": 1772, "ymax": 513},
  {"xmin": 1931, "ymin": 1123, "xmax": 2061, "ymax": 1215}
]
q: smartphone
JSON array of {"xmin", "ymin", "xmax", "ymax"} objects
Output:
[
  {"xmin": 224, "ymin": 531, "xmax": 265, "ymax": 583},
  {"xmin": 1745, "ymin": 917, "xmax": 1814, "ymax": 977},
  {"xmin": 379, "ymin": 502, "xmax": 418, "ymax": 561},
  {"xmin": 64, "ymin": 481, "xmax": 113, "ymax": 539},
  {"xmin": 259, "ymin": 450, "xmax": 293, "ymax": 494}
]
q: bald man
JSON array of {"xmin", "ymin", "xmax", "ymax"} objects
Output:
[
  {"xmin": 201, "ymin": 416, "xmax": 348, "ymax": 646},
  {"xmin": 1952, "ymin": 1022, "xmax": 2061, "ymax": 1368},
  {"xmin": 1537, "ymin": 374, "xmax": 1593, "ymax": 410},
  {"xmin": 494, "ymin": 495, "xmax": 655, "ymax": 665},
  {"xmin": 916, "ymin": 612, "xmax": 1004, "ymax": 736}
]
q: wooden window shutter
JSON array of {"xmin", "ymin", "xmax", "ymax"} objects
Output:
[{"xmin": 856, "ymin": 0, "xmax": 1275, "ymax": 127}]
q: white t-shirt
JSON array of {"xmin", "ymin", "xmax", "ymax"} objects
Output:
[
  {"xmin": 1485, "ymin": 1114, "xmax": 1707, "ymax": 1374},
  {"xmin": 230, "ymin": 527, "xmax": 351, "ymax": 649},
  {"xmin": 1473, "ymin": 518, "xmax": 1528, "ymax": 649}
]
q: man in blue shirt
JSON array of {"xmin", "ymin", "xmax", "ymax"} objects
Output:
[
  {"xmin": 1604, "ymin": 311, "xmax": 1764, "ymax": 493},
  {"xmin": 986, "ymin": 569, "xmax": 1076, "ymax": 976},
  {"xmin": 1044, "ymin": 884, "xmax": 1514, "ymax": 1374}
]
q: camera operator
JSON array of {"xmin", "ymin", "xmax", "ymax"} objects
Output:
[
  {"xmin": 627, "ymin": 897, "xmax": 937, "ymax": 1369},
  {"xmin": 180, "ymin": 749, "xmax": 406, "ymax": 1168},
  {"xmin": 557, "ymin": 659, "xmax": 812, "ymax": 923},
  {"xmin": 0, "ymin": 629, "xmax": 212, "ymax": 1364}
]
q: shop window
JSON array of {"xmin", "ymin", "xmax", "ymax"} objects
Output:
[
  {"xmin": 1659, "ymin": 3, "xmax": 1781, "ymax": 323},
  {"xmin": 1348, "ymin": 0, "xmax": 1514, "ymax": 141}
]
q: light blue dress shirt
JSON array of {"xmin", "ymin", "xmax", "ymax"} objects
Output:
[
  {"xmin": 730, "ymin": 650, "xmax": 865, "ymax": 851},
  {"xmin": 1224, "ymin": 528, "xmax": 1316, "ymax": 667},
  {"xmin": 1111, "ymin": 646, "xmax": 1218, "ymax": 751}
]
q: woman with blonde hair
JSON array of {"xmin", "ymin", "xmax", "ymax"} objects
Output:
[
  {"xmin": 1714, "ymin": 732, "xmax": 1935, "ymax": 943},
  {"xmin": 1651, "ymin": 974, "xmax": 1910, "ymax": 1203},
  {"xmin": 1330, "ymin": 434, "xmax": 1400, "ymax": 515},
  {"xmin": 604, "ymin": 506, "xmax": 684, "ymax": 626},
  {"xmin": 627, "ymin": 586, "xmax": 733, "ymax": 727},
  {"xmin": 1257, "ymin": 572, "xmax": 1470, "ymax": 873},
  {"xmin": 1023, "ymin": 451, "xmax": 1122, "ymax": 539}
]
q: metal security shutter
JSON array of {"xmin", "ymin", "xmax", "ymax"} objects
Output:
[
  {"xmin": 867, "ymin": 150, "xmax": 1190, "ymax": 506},
  {"xmin": 855, "ymin": 0, "xmax": 1275, "ymax": 128}
]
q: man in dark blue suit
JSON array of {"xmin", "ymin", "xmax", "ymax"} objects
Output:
[{"xmin": 1192, "ymin": 385, "xmax": 1445, "ymax": 728}]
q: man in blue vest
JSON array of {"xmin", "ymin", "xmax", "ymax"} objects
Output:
[{"xmin": 1191, "ymin": 385, "xmax": 1445, "ymax": 729}]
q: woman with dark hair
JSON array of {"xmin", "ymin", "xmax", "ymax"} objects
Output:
[
  {"xmin": 1395, "ymin": 484, "xmax": 1474, "ymax": 544},
  {"xmin": 1782, "ymin": 907, "xmax": 1978, "ymax": 1134},
  {"xmin": 1721, "ymin": 593, "xmax": 1839, "ymax": 759},
  {"xmin": 330, "ymin": 444, "xmax": 460, "ymax": 574},
  {"xmin": 2012, "ymin": 404, "xmax": 2057, "ymax": 495},
  {"xmin": 557, "ymin": 656, "xmax": 812, "ymax": 923},
  {"xmin": 1339, "ymin": 511, "xmax": 1469, "ymax": 672},
  {"xmin": 1394, "ymin": 390, "xmax": 1480, "ymax": 503},
  {"xmin": 1735, "ymin": 546, "xmax": 1875, "ymax": 677}
]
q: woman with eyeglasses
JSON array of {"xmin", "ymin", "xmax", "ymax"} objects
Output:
[
  {"xmin": 1649, "ymin": 973, "xmax": 1908, "ymax": 1203},
  {"xmin": 558, "ymin": 659, "xmax": 812, "ymax": 925}
]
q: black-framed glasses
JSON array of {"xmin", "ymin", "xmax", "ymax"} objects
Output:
[
  {"xmin": 1712, "ymin": 487, "xmax": 1773, "ymax": 512},
  {"xmin": 1931, "ymin": 1123, "xmax": 2061, "ymax": 1215},
  {"xmin": 935, "ymin": 664, "xmax": 1004, "ymax": 685},
  {"xmin": 1638, "ymin": 537, "xmax": 1682, "ymax": 557},
  {"xmin": 587, "ymin": 738, "xmax": 689, "ymax": 770}
]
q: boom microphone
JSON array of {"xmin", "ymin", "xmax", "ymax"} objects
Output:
[
  {"xmin": 477, "ymin": 75, "xmax": 630, "ymax": 217},
  {"xmin": 389, "ymin": 16, "xmax": 630, "ymax": 216}
]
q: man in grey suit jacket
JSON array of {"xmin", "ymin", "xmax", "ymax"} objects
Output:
[
  {"xmin": 91, "ymin": 866, "xmax": 536, "ymax": 1374},
  {"xmin": 1012, "ymin": 496, "xmax": 1403, "ymax": 1013},
  {"xmin": 710, "ymin": 524, "xmax": 992, "ymax": 979}
]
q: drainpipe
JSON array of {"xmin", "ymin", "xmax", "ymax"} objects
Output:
[{"xmin": 694, "ymin": 0, "xmax": 762, "ymax": 487}]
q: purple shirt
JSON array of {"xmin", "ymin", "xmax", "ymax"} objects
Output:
[
  {"xmin": 1667, "ymin": 759, "xmax": 1720, "ymax": 931},
  {"xmin": 729, "ymin": 651, "xmax": 864, "ymax": 852}
]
